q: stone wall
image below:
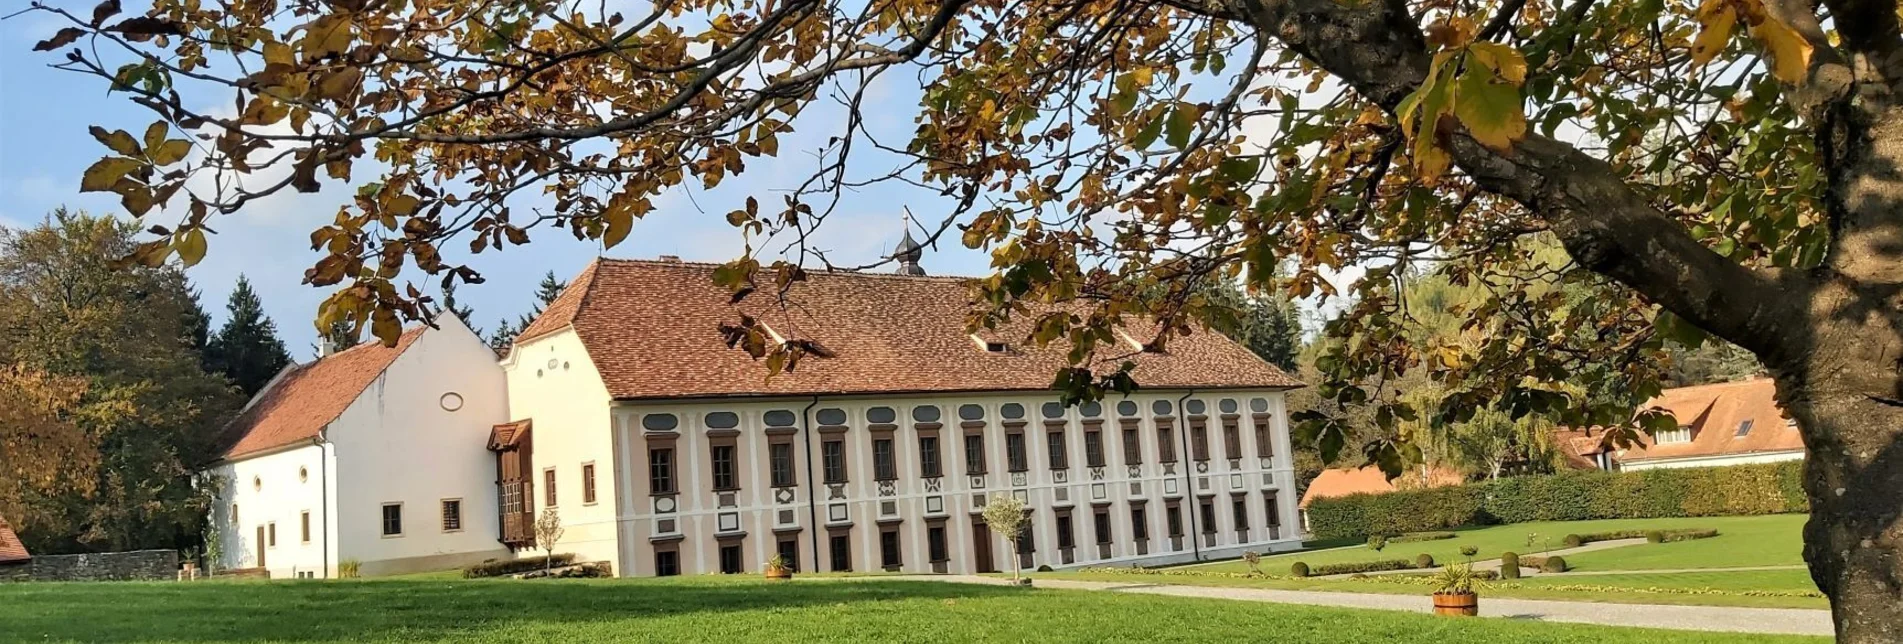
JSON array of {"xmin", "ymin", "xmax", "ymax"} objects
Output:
[{"xmin": 4, "ymin": 549, "xmax": 178, "ymax": 582}]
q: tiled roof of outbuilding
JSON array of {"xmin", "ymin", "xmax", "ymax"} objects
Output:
[
  {"xmin": 1620, "ymin": 378, "xmax": 1803, "ymax": 463},
  {"xmin": 517, "ymin": 258, "xmax": 1302, "ymax": 400},
  {"xmin": 218, "ymin": 327, "xmax": 427, "ymax": 459},
  {"xmin": 0, "ymin": 514, "xmax": 29, "ymax": 564}
]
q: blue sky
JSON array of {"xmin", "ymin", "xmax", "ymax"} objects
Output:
[{"xmin": 0, "ymin": 7, "xmax": 1001, "ymax": 358}]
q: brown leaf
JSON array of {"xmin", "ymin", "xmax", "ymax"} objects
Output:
[
  {"xmin": 88, "ymin": 126, "xmax": 141, "ymax": 156},
  {"xmin": 105, "ymin": 17, "xmax": 182, "ymax": 37},
  {"xmin": 33, "ymin": 28, "xmax": 87, "ymax": 51},
  {"xmin": 90, "ymin": 0, "xmax": 121, "ymax": 27},
  {"xmin": 80, "ymin": 157, "xmax": 143, "ymax": 193}
]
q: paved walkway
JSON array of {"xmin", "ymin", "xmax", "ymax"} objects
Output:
[{"xmin": 852, "ymin": 574, "xmax": 1834, "ymax": 637}]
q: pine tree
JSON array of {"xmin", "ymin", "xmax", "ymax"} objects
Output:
[
  {"xmin": 440, "ymin": 281, "xmax": 480, "ymax": 336},
  {"xmin": 488, "ymin": 271, "xmax": 568, "ymax": 350},
  {"xmin": 205, "ymin": 276, "xmax": 293, "ymax": 398}
]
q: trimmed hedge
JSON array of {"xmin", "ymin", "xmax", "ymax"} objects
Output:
[
  {"xmin": 1305, "ymin": 461, "xmax": 1807, "ymax": 540},
  {"xmin": 1540, "ymin": 556, "xmax": 1569, "ymax": 573},
  {"xmin": 1308, "ymin": 559, "xmax": 1416, "ymax": 576},
  {"xmin": 463, "ymin": 554, "xmax": 577, "ymax": 578},
  {"xmin": 1500, "ymin": 552, "xmax": 1521, "ymax": 579},
  {"xmin": 1414, "ymin": 553, "xmax": 1435, "ymax": 569},
  {"xmin": 1565, "ymin": 528, "xmax": 1720, "ymax": 546},
  {"xmin": 1389, "ymin": 531, "xmax": 1456, "ymax": 543},
  {"xmin": 1290, "ymin": 562, "xmax": 1311, "ymax": 577}
]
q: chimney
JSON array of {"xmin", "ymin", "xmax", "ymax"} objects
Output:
[
  {"xmin": 658, "ymin": 255, "xmax": 682, "ymax": 262},
  {"xmin": 318, "ymin": 338, "xmax": 338, "ymax": 358}
]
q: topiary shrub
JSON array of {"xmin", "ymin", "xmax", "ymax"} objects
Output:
[
  {"xmin": 1415, "ymin": 553, "xmax": 1435, "ymax": 569},
  {"xmin": 1562, "ymin": 534, "xmax": 1583, "ymax": 547},
  {"xmin": 1037, "ymin": 565, "xmax": 1053, "ymax": 572},
  {"xmin": 1290, "ymin": 561, "xmax": 1311, "ymax": 577},
  {"xmin": 1367, "ymin": 535, "xmax": 1388, "ymax": 551},
  {"xmin": 1460, "ymin": 546, "xmax": 1479, "ymax": 557},
  {"xmin": 1308, "ymin": 559, "xmax": 1416, "ymax": 576},
  {"xmin": 1500, "ymin": 552, "xmax": 1521, "ymax": 579},
  {"xmin": 1646, "ymin": 530, "xmax": 1666, "ymax": 543},
  {"xmin": 1541, "ymin": 556, "xmax": 1569, "ymax": 573}
]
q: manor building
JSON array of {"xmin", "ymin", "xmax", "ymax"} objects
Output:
[{"xmin": 211, "ymin": 247, "xmax": 1303, "ymax": 578}]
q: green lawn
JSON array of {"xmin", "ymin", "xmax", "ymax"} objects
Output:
[
  {"xmin": 1034, "ymin": 567, "xmax": 1827, "ymax": 610},
  {"xmin": 1199, "ymin": 514, "xmax": 1805, "ymax": 573},
  {"xmin": 0, "ymin": 576, "xmax": 1821, "ymax": 643}
]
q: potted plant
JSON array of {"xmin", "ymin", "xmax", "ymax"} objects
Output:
[
  {"xmin": 763, "ymin": 554, "xmax": 793, "ymax": 581},
  {"xmin": 1430, "ymin": 561, "xmax": 1479, "ymax": 617}
]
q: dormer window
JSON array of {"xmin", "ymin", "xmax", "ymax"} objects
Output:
[
  {"xmin": 1655, "ymin": 426, "xmax": 1694, "ymax": 444},
  {"xmin": 969, "ymin": 334, "xmax": 1009, "ymax": 353}
]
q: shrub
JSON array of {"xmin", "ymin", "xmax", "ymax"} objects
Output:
[
  {"xmin": 1540, "ymin": 556, "xmax": 1569, "ymax": 573},
  {"xmin": 1303, "ymin": 461, "xmax": 1805, "ymax": 540},
  {"xmin": 1500, "ymin": 552, "xmax": 1521, "ymax": 580},
  {"xmin": 1414, "ymin": 554, "xmax": 1435, "ymax": 569},
  {"xmin": 1366, "ymin": 535, "xmax": 1388, "ymax": 551},
  {"xmin": 463, "ymin": 554, "xmax": 577, "ymax": 578},
  {"xmin": 337, "ymin": 559, "xmax": 361, "ymax": 579},
  {"xmin": 1290, "ymin": 562, "xmax": 1311, "ymax": 577},
  {"xmin": 1390, "ymin": 531, "xmax": 1457, "ymax": 543},
  {"xmin": 1562, "ymin": 534, "xmax": 1583, "ymax": 547},
  {"xmin": 1459, "ymin": 546, "xmax": 1479, "ymax": 557},
  {"xmin": 1037, "ymin": 565, "xmax": 1053, "ymax": 572},
  {"xmin": 1646, "ymin": 530, "xmax": 1666, "ymax": 543},
  {"xmin": 1309, "ymin": 559, "xmax": 1416, "ymax": 576}
]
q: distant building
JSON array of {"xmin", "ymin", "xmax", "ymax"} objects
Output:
[
  {"xmin": 1297, "ymin": 465, "xmax": 1464, "ymax": 531},
  {"xmin": 1559, "ymin": 378, "xmax": 1803, "ymax": 471},
  {"xmin": 0, "ymin": 513, "xmax": 29, "ymax": 580},
  {"xmin": 207, "ymin": 315, "xmax": 510, "ymax": 578}
]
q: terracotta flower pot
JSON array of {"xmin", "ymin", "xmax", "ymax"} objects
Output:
[
  {"xmin": 764, "ymin": 567, "xmax": 792, "ymax": 581},
  {"xmin": 1432, "ymin": 592, "xmax": 1478, "ymax": 616}
]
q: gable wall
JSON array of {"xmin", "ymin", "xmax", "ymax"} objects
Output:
[
  {"xmin": 329, "ymin": 317, "xmax": 511, "ymax": 576},
  {"xmin": 503, "ymin": 328, "xmax": 621, "ymax": 569}
]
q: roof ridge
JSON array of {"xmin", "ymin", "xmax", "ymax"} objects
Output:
[{"xmin": 597, "ymin": 256, "xmax": 978, "ymax": 283}]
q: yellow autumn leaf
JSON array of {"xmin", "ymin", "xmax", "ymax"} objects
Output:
[
  {"xmin": 80, "ymin": 157, "xmax": 143, "ymax": 193},
  {"xmin": 1454, "ymin": 66, "xmax": 1528, "ymax": 153},
  {"xmin": 1467, "ymin": 42, "xmax": 1528, "ymax": 85},
  {"xmin": 1743, "ymin": 6, "xmax": 1813, "ymax": 83},
  {"xmin": 1690, "ymin": 0, "xmax": 1737, "ymax": 69},
  {"xmin": 174, "ymin": 228, "xmax": 208, "ymax": 267},
  {"xmin": 602, "ymin": 200, "xmax": 634, "ymax": 249},
  {"xmin": 149, "ymin": 139, "xmax": 191, "ymax": 166}
]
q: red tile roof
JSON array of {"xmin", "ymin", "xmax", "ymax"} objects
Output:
[
  {"xmin": 0, "ymin": 514, "xmax": 29, "ymax": 564},
  {"xmin": 218, "ymin": 327, "xmax": 427, "ymax": 460},
  {"xmin": 1299, "ymin": 465, "xmax": 1465, "ymax": 508},
  {"xmin": 1620, "ymin": 378, "xmax": 1803, "ymax": 464},
  {"xmin": 518, "ymin": 258, "xmax": 1302, "ymax": 400}
]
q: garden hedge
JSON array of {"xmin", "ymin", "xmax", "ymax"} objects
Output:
[
  {"xmin": 1304, "ymin": 461, "xmax": 1807, "ymax": 540},
  {"xmin": 463, "ymin": 554, "xmax": 577, "ymax": 578},
  {"xmin": 1307, "ymin": 559, "xmax": 1416, "ymax": 576}
]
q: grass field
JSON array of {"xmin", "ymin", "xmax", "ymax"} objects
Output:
[
  {"xmin": 0, "ymin": 576, "xmax": 1822, "ymax": 643},
  {"xmin": 1198, "ymin": 514, "xmax": 1805, "ymax": 573}
]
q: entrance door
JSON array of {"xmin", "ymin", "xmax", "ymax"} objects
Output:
[
  {"xmin": 972, "ymin": 519, "xmax": 996, "ymax": 573},
  {"xmin": 255, "ymin": 525, "xmax": 267, "ymax": 570}
]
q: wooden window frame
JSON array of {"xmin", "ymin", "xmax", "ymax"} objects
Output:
[
  {"xmin": 1092, "ymin": 507, "xmax": 1113, "ymax": 545},
  {"xmin": 710, "ymin": 443, "xmax": 739, "ymax": 491},
  {"xmin": 441, "ymin": 498, "xmax": 463, "ymax": 533},
  {"xmin": 1005, "ymin": 431, "xmax": 1028, "ymax": 473},
  {"xmin": 963, "ymin": 434, "xmax": 987, "ymax": 475},
  {"xmin": 1121, "ymin": 425, "xmax": 1143, "ymax": 466},
  {"xmin": 1083, "ymin": 429, "xmax": 1106, "ymax": 468},
  {"xmin": 267, "ymin": 522, "xmax": 277, "ymax": 548},
  {"xmin": 1046, "ymin": 430, "xmax": 1068, "ymax": 470},
  {"xmin": 543, "ymin": 467, "xmax": 559, "ymax": 507},
  {"xmin": 873, "ymin": 437, "xmax": 898, "ymax": 481},
  {"xmin": 649, "ymin": 447, "xmax": 677, "ymax": 495},
  {"xmin": 1157, "ymin": 424, "xmax": 1177, "ymax": 463},
  {"xmin": 300, "ymin": 511, "xmax": 311, "ymax": 543},
  {"xmin": 822, "ymin": 439, "xmax": 848, "ymax": 484},
  {"xmin": 581, "ymin": 463, "xmax": 598, "ymax": 505},
  {"xmin": 770, "ymin": 440, "xmax": 797, "ymax": 488},
  {"xmin": 918, "ymin": 435, "xmax": 942, "ymax": 479}
]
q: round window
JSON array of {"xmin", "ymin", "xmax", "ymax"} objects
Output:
[
  {"xmin": 1000, "ymin": 403, "xmax": 1025, "ymax": 419},
  {"xmin": 867, "ymin": 407, "xmax": 897, "ymax": 424},
  {"xmin": 1151, "ymin": 400, "xmax": 1174, "ymax": 416},
  {"xmin": 1116, "ymin": 400, "xmax": 1138, "ymax": 416},
  {"xmin": 1079, "ymin": 401, "xmax": 1102, "ymax": 417},
  {"xmin": 817, "ymin": 408, "xmax": 849, "ymax": 426},
  {"xmin": 957, "ymin": 404, "xmax": 985, "ymax": 421},
  {"xmin": 705, "ymin": 412, "xmax": 741, "ymax": 429},
  {"xmin": 1250, "ymin": 398, "xmax": 1270, "ymax": 413},
  {"xmin": 764, "ymin": 410, "xmax": 798, "ymax": 427},
  {"xmin": 1186, "ymin": 399, "xmax": 1206, "ymax": 415},
  {"xmin": 642, "ymin": 414, "xmax": 680, "ymax": 431},
  {"xmin": 440, "ymin": 392, "xmax": 464, "ymax": 412},
  {"xmin": 1040, "ymin": 402, "xmax": 1066, "ymax": 419},
  {"xmin": 1220, "ymin": 399, "xmax": 1239, "ymax": 414},
  {"xmin": 298, "ymin": 467, "xmax": 309, "ymax": 483},
  {"xmin": 912, "ymin": 406, "xmax": 941, "ymax": 423},
  {"xmin": 252, "ymin": 476, "xmax": 262, "ymax": 492}
]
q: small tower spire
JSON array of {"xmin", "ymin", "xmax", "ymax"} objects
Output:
[{"xmin": 891, "ymin": 208, "xmax": 926, "ymax": 276}]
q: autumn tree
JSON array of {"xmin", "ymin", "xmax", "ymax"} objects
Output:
[
  {"xmin": 0, "ymin": 210, "xmax": 238, "ymax": 554},
  {"xmin": 206, "ymin": 275, "xmax": 293, "ymax": 397},
  {"xmin": 26, "ymin": 0, "xmax": 1903, "ymax": 636}
]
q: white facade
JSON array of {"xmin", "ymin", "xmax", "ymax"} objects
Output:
[
  {"xmin": 1619, "ymin": 450, "xmax": 1806, "ymax": 471},
  {"xmin": 501, "ymin": 325, "xmax": 1302, "ymax": 577},
  {"xmin": 209, "ymin": 316, "xmax": 511, "ymax": 578}
]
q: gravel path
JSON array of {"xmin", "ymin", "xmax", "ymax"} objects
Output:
[{"xmin": 859, "ymin": 574, "xmax": 1834, "ymax": 637}]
